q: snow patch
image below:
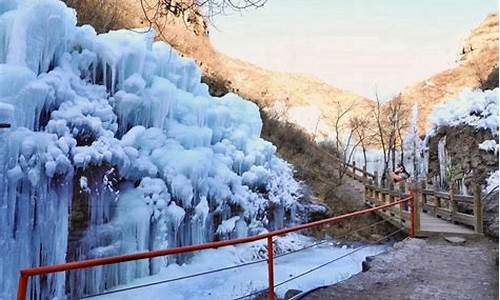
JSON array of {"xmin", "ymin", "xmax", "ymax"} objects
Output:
[{"xmin": 479, "ymin": 139, "xmax": 498, "ymax": 153}]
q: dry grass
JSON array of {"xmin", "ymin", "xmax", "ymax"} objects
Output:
[{"xmin": 260, "ymin": 111, "xmax": 344, "ymax": 203}]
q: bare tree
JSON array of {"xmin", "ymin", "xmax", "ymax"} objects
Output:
[
  {"xmin": 372, "ymin": 92, "xmax": 410, "ymax": 185},
  {"xmin": 388, "ymin": 95, "xmax": 409, "ymax": 169},
  {"xmin": 373, "ymin": 90, "xmax": 389, "ymax": 183},
  {"xmin": 312, "ymin": 111, "xmax": 323, "ymax": 140},
  {"xmin": 333, "ymin": 100, "xmax": 354, "ymax": 152},
  {"xmin": 349, "ymin": 116, "xmax": 373, "ymax": 168},
  {"xmin": 138, "ymin": 0, "xmax": 267, "ymax": 33},
  {"xmin": 331, "ymin": 101, "xmax": 366, "ymax": 181}
]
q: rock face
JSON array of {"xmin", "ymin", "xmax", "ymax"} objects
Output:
[
  {"xmin": 400, "ymin": 14, "xmax": 499, "ymax": 135},
  {"xmin": 427, "ymin": 125, "xmax": 498, "ymax": 186}
]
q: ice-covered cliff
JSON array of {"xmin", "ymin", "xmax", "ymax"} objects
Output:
[
  {"xmin": 425, "ymin": 88, "xmax": 498, "ymax": 187},
  {"xmin": 0, "ymin": 1, "xmax": 306, "ymax": 298}
]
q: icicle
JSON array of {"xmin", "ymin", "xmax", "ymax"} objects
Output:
[{"xmin": 438, "ymin": 136, "xmax": 448, "ymax": 189}]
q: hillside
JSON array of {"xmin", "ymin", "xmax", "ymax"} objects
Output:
[
  {"xmin": 212, "ymin": 54, "xmax": 375, "ymax": 138},
  {"xmin": 399, "ymin": 14, "xmax": 499, "ymax": 135}
]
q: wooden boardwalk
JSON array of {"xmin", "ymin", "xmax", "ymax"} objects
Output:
[
  {"xmin": 417, "ymin": 211, "xmax": 477, "ymax": 236},
  {"xmin": 364, "ymin": 183, "xmax": 482, "ymax": 237},
  {"xmin": 336, "ymin": 159, "xmax": 484, "ymax": 237}
]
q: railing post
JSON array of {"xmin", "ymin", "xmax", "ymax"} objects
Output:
[
  {"xmin": 364, "ymin": 185, "xmax": 368, "ymax": 205},
  {"xmin": 414, "ymin": 182, "xmax": 421, "ymax": 233},
  {"xmin": 473, "ymin": 184, "xmax": 483, "ymax": 234},
  {"xmin": 432, "ymin": 180, "xmax": 440, "ymax": 216},
  {"xmin": 267, "ymin": 236, "xmax": 275, "ymax": 300},
  {"xmin": 409, "ymin": 189, "xmax": 416, "ymax": 238},
  {"xmin": 374, "ymin": 170, "xmax": 378, "ymax": 186},
  {"xmin": 17, "ymin": 273, "xmax": 28, "ymax": 300},
  {"xmin": 450, "ymin": 189, "xmax": 457, "ymax": 222},
  {"xmin": 363, "ymin": 165, "xmax": 367, "ymax": 182}
]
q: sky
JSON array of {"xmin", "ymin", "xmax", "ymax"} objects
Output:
[{"xmin": 210, "ymin": 0, "xmax": 498, "ymax": 99}]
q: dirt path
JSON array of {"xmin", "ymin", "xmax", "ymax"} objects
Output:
[{"xmin": 302, "ymin": 237, "xmax": 498, "ymax": 300}]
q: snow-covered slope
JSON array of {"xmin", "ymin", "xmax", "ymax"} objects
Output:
[{"xmin": 0, "ymin": 1, "xmax": 306, "ymax": 298}]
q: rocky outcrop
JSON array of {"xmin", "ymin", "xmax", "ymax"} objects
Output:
[
  {"xmin": 427, "ymin": 125, "xmax": 498, "ymax": 186},
  {"xmin": 427, "ymin": 124, "xmax": 498, "ymax": 238}
]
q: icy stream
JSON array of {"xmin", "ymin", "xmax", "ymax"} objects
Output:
[{"xmin": 88, "ymin": 235, "xmax": 387, "ymax": 300}]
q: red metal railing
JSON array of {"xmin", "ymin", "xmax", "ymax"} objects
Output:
[{"xmin": 17, "ymin": 193, "xmax": 415, "ymax": 300}]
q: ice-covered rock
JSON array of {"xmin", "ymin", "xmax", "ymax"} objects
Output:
[{"xmin": 428, "ymin": 88, "xmax": 499, "ymax": 137}]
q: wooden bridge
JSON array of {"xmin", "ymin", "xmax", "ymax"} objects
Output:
[{"xmin": 343, "ymin": 161, "xmax": 483, "ymax": 237}]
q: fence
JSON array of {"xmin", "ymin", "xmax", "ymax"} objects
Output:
[
  {"xmin": 364, "ymin": 183, "xmax": 416, "ymax": 230},
  {"xmin": 419, "ymin": 183, "xmax": 483, "ymax": 233},
  {"xmin": 17, "ymin": 195, "xmax": 415, "ymax": 300}
]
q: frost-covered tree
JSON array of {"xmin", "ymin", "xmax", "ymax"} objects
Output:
[{"xmin": 403, "ymin": 104, "xmax": 423, "ymax": 179}]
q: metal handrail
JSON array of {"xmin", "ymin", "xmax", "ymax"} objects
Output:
[{"xmin": 17, "ymin": 194, "xmax": 414, "ymax": 300}]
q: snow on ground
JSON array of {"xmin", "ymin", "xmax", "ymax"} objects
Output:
[{"xmin": 89, "ymin": 235, "xmax": 387, "ymax": 300}]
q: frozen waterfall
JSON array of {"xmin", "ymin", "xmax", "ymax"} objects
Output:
[{"xmin": 0, "ymin": 0, "xmax": 306, "ymax": 299}]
